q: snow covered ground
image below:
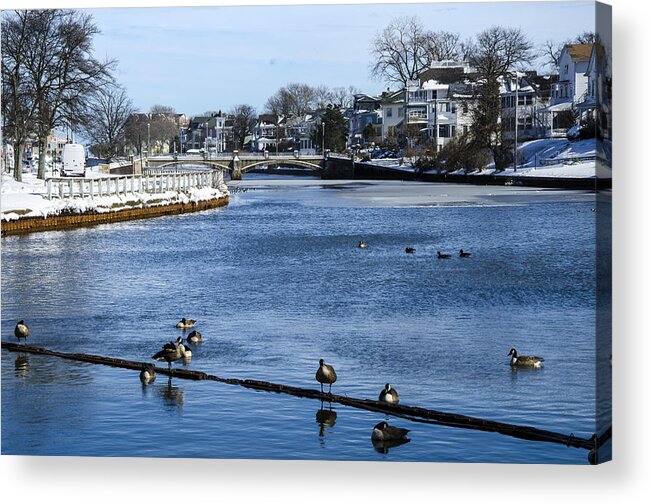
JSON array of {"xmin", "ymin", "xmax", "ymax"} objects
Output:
[
  {"xmin": 365, "ymin": 138, "xmax": 609, "ymax": 179},
  {"xmin": 1, "ymin": 172, "xmax": 228, "ymax": 222}
]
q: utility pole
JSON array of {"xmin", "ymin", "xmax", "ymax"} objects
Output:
[
  {"xmin": 322, "ymin": 121, "xmax": 325, "ymax": 154},
  {"xmin": 514, "ymin": 74, "xmax": 519, "ymax": 172}
]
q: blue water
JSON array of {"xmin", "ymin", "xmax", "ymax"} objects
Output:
[{"xmin": 1, "ymin": 177, "xmax": 604, "ymax": 463}]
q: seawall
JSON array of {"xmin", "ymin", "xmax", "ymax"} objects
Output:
[
  {"xmin": 1, "ymin": 196, "xmax": 228, "ymax": 237},
  {"xmin": 323, "ymin": 157, "xmax": 610, "ymax": 190}
]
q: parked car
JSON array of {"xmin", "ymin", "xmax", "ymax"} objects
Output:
[{"xmin": 567, "ymin": 125, "xmax": 582, "ymax": 141}]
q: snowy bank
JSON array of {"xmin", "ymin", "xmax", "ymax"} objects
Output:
[{"xmin": 1, "ymin": 173, "xmax": 228, "ymax": 230}]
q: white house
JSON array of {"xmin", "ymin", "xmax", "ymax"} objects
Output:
[
  {"xmin": 379, "ymin": 89, "xmax": 404, "ymax": 142},
  {"xmin": 540, "ymin": 43, "xmax": 593, "ymax": 137}
]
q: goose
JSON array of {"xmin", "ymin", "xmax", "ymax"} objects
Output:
[
  {"xmin": 315, "ymin": 359, "xmax": 337, "ymax": 394},
  {"xmin": 14, "ymin": 320, "xmax": 29, "ymax": 344},
  {"xmin": 378, "ymin": 383, "xmax": 400, "ymax": 405},
  {"xmin": 371, "ymin": 421, "xmax": 410, "ymax": 442},
  {"xmin": 181, "ymin": 342, "xmax": 192, "ymax": 359},
  {"xmin": 186, "ymin": 330, "xmax": 202, "ymax": 344},
  {"xmin": 152, "ymin": 337, "xmax": 185, "ymax": 370},
  {"xmin": 358, "ymin": 240, "xmax": 368, "ymax": 249},
  {"xmin": 437, "ymin": 251, "xmax": 451, "ymax": 259},
  {"xmin": 139, "ymin": 363, "xmax": 157, "ymax": 384},
  {"xmin": 508, "ymin": 348, "xmax": 544, "ymax": 367},
  {"xmin": 459, "ymin": 249, "xmax": 472, "ymax": 258},
  {"xmin": 176, "ymin": 318, "xmax": 196, "ymax": 329},
  {"xmin": 405, "ymin": 246, "xmax": 416, "ymax": 254}
]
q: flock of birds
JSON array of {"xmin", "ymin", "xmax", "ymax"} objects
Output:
[
  {"xmin": 12, "ymin": 314, "xmax": 544, "ymax": 451},
  {"xmin": 358, "ymin": 240, "xmax": 472, "ymax": 259}
]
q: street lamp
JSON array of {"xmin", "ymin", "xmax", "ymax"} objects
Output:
[
  {"xmin": 321, "ymin": 121, "xmax": 325, "ymax": 154},
  {"xmin": 147, "ymin": 122, "xmax": 150, "ymax": 158}
]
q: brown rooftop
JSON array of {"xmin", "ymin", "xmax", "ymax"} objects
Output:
[{"xmin": 565, "ymin": 44, "xmax": 593, "ymax": 62}]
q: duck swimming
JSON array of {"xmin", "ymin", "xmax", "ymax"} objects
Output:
[
  {"xmin": 139, "ymin": 363, "xmax": 157, "ymax": 384},
  {"xmin": 371, "ymin": 421, "xmax": 410, "ymax": 442},
  {"xmin": 186, "ymin": 330, "xmax": 202, "ymax": 344},
  {"xmin": 358, "ymin": 241, "xmax": 368, "ymax": 249},
  {"xmin": 405, "ymin": 246, "xmax": 416, "ymax": 254},
  {"xmin": 176, "ymin": 318, "xmax": 196, "ymax": 329},
  {"xmin": 459, "ymin": 249, "xmax": 472, "ymax": 258},
  {"xmin": 508, "ymin": 348, "xmax": 544, "ymax": 367},
  {"xmin": 437, "ymin": 251, "xmax": 451, "ymax": 259}
]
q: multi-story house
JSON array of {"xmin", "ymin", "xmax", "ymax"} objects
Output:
[
  {"xmin": 349, "ymin": 94, "xmax": 382, "ymax": 147},
  {"xmin": 379, "ymin": 89, "xmax": 405, "ymax": 142},
  {"xmin": 540, "ymin": 43, "xmax": 592, "ymax": 136},
  {"xmin": 285, "ymin": 114, "xmax": 317, "ymax": 153},
  {"xmin": 253, "ymin": 114, "xmax": 288, "ymax": 152},
  {"xmin": 406, "ymin": 61, "xmax": 475, "ymax": 150},
  {"xmin": 500, "ymin": 72, "xmax": 555, "ymax": 141}
]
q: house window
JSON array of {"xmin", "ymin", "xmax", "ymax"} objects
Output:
[
  {"xmin": 386, "ymin": 108, "xmax": 393, "ymax": 118},
  {"xmin": 564, "ymin": 64, "xmax": 569, "ymax": 75},
  {"xmin": 398, "ymin": 108, "xmax": 404, "ymax": 117},
  {"xmin": 438, "ymin": 124, "xmax": 451, "ymax": 137}
]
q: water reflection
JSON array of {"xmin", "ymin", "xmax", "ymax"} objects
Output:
[
  {"xmin": 158, "ymin": 377, "xmax": 184, "ymax": 408},
  {"xmin": 15, "ymin": 354, "xmax": 30, "ymax": 378},
  {"xmin": 371, "ymin": 436, "xmax": 411, "ymax": 454},
  {"xmin": 316, "ymin": 401, "xmax": 337, "ymax": 439}
]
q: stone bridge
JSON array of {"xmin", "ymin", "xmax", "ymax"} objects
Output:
[{"xmin": 145, "ymin": 151, "xmax": 325, "ymax": 179}]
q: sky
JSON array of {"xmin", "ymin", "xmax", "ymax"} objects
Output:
[{"xmin": 13, "ymin": 1, "xmax": 597, "ymax": 117}]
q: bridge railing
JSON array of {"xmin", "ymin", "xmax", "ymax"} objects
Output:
[{"xmin": 45, "ymin": 171, "xmax": 222, "ymax": 200}]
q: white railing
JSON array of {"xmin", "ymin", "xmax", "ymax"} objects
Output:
[{"xmin": 46, "ymin": 171, "xmax": 223, "ymax": 200}]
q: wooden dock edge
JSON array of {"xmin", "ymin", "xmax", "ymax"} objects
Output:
[
  {"xmin": 2, "ymin": 341, "xmax": 605, "ymax": 452},
  {"xmin": 1, "ymin": 196, "xmax": 228, "ymax": 237}
]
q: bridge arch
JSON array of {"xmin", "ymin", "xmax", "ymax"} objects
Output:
[{"xmin": 241, "ymin": 159, "xmax": 323, "ymax": 173}]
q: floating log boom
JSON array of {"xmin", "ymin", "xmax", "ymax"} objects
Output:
[{"xmin": 2, "ymin": 342, "xmax": 602, "ymax": 451}]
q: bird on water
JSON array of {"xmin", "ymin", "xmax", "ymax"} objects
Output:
[
  {"xmin": 139, "ymin": 363, "xmax": 157, "ymax": 384},
  {"xmin": 508, "ymin": 348, "xmax": 544, "ymax": 368},
  {"xmin": 152, "ymin": 337, "xmax": 186, "ymax": 370},
  {"xmin": 437, "ymin": 251, "xmax": 451, "ymax": 259},
  {"xmin": 459, "ymin": 249, "xmax": 472, "ymax": 258},
  {"xmin": 15, "ymin": 320, "xmax": 29, "ymax": 344},
  {"xmin": 187, "ymin": 330, "xmax": 202, "ymax": 343},
  {"xmin": 371, "ymin": 421, "xmax": 410, "ymax": 442},
  {"xmin": 405, "ymin": 246, "xmax": 416, "ymax": 254},
  {"xmin": 316, "ymin": 359, "xmax": 337, "ymax": 394},
  {"xmin": 358, "ymin": 240, "xmax": 368, "ymax": 249},
  {"xmin": 176, "ymin": 318, "xmax": 196, "ymax": 329},
  {"xmin": 378, "ymin": 383, "xmax": 400, "ymax": 405}
]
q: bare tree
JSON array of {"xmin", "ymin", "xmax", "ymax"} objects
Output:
[
  {"xmin": 423, "ymin": 30, "xmax": 463, "ymax": 62},
  {"xmin": 18, "ymin": 10, "xmax": 115, "ymax": 179},
  {"xmin": 230, "ymin": 104, "xmax": 256, "ymax": 149},
  {"xmin": 329, "ymin": 85, "xmax": 360, "ymax": 108},
  {"xmin": 369, "ymin": 16, "xmax": 430, "ymax": 86},
  {"xmin": 466, "ymin": 26, "xmax": 535, "ymax": 170},
  {"xmin": 1, "ymin": 11, "xmax": 37, "ymax": 181},
  {"xmin": 83, "ymin": 83, "xmax": 135, "ymax": 159},
  {"xmin": 265, "ymin": 83, "xmax": 319, "ymax": 116}
]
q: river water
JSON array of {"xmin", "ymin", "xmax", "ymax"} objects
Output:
[{"xmin": 1, "ymin": 176, "xmax": 605, "ymax": 463}]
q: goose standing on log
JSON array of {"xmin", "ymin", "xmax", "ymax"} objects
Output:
[
  {"xmin": 15, "ymin": 320, "xmax": 29, "ymax": 344},
  {"xmin": 152, "ymin": 337, "xmax": 186, "ymax": 370},
  {"xmin": 176, "ymin": 318, "xmax": 196, "ymax": 329},
  {"xmin": 378, "ymin": 383, "xmax": 400, "ymax": 405},
  {"xmin": 508, "ymin": 348, "xmax": 544, "ymax": 368},
  {"xmin": 316, "ymin": 359, "xmax": 337, "ymax": 394}
]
